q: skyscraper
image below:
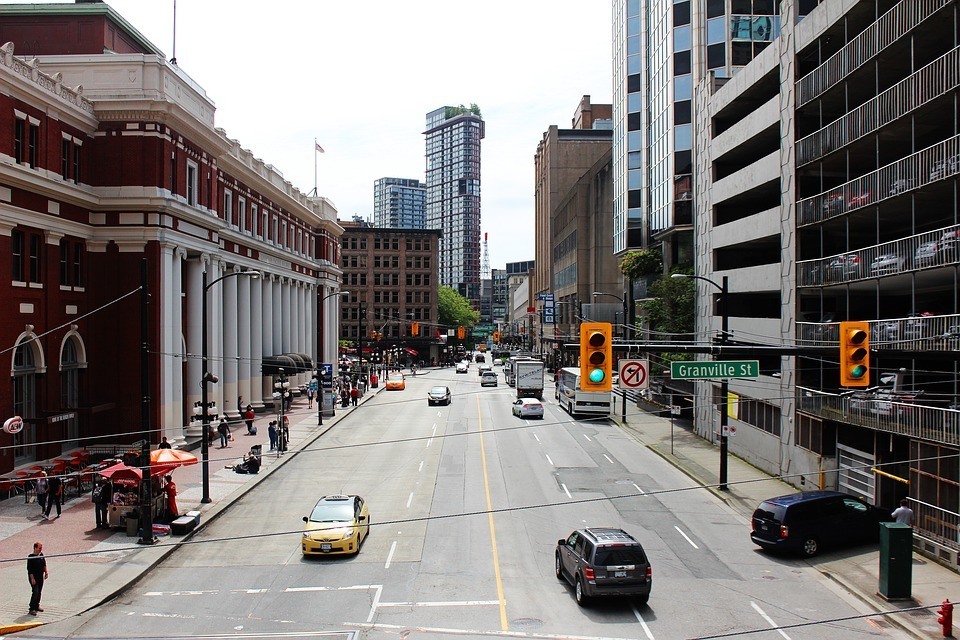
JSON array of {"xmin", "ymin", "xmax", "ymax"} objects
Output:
[
  {"xmin": 373, "ymin": 177, "xmax": 426, "ymax": 229},
  {"xmin": 424, "ymin": 104, "xmax": 484, "ymax": 304}
]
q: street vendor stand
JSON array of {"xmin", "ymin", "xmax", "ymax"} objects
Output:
[{"xmin": 98, "ymin": 463, "xmax": 169, "ymax": 533}]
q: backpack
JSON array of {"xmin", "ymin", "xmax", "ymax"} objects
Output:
[{"xmin": 92, "ymin": 485, "xmax": 104, "ymax": 504}]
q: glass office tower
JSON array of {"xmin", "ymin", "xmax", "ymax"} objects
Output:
[
  {"xmin": 424, "ymin": 105, "xmax": 485, "ymax": 304},
  {"xmin": 374, "ymin": 177, "xmax": 426, "ymax": 229}
]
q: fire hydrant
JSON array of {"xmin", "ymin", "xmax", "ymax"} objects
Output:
[{"xmin": 937, "ymin": 600, "xmax": 954, "ymax": 637}]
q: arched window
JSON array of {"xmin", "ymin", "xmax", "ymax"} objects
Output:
[
  {"xmin": 60, "ymin": 336, "xmax": 82, "ymax": 449},
  {"xmin": 12, "ymin": 340, "xmax": 38, "ymax": 463}
]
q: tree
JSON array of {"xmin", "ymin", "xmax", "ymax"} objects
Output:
[
  {"xmin": 619, "ymin": 249, "xmax": 663, "ymax": 280},
  {"xmin": 638, "ymin": 267, "xmax": 695, "ymax": 364},
  {"xmin": 438, "ymin": 286, "xmax": 479, "ymax": 330}
]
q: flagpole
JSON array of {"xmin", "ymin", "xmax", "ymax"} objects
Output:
[{"xmin": 313, "ymin": 138, "xmax": 318, "ymax": 197}]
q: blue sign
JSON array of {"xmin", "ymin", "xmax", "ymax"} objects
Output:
[{"xmin": 320, "ymin": 363, "xmax": 333, "ymax": 390}]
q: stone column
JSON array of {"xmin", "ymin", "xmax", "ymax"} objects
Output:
[
  {"xmin": 249, "ymin": 270, "xmax": 263, "ymax": 409},
  {"xmin": 281, "ymin": 278, "xmax": 292, "ymax": 355},
  {"xmin": 273, "ymin": 276, "xmax": 283, "ymax": 356},
  {"xmin": 159, "ymin": 243, "xmax": 176, "ymax": 442},
  {"xmin": 183, "ymin": 255, "xmax": 207, "ymax": 437},
  {"xmin": 172, "ymin": 249, "xmax": 185, "ymax": 444},
  {"xmin": 211, "ymin": 259, "xmax": 224, "ymax": 419},
  {"xmin": 223, "ymin": 265, "xmax": 240, "ymax": 419},
  {"xmin": 238, "ymin": 272, "xmax": 252, "ymax": 413}
]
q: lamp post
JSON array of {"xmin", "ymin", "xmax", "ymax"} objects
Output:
[
  {"xmin": 201, "ymin": 267, "xmax": 260, "ymax": 503},
  {"xmin": 592, "ymin": 291, "xmax": 627, "ymax": 337},
  {"xmin": 671, "ymin": 273, "xmax": 729, "ymax": 490},
  {"xmin": 273, "ymin": 368, "xmax": 289, "ymax": 456},
  {"xmin": 317, "ymin": 290, "xmax": 350, "ymax": 426}
]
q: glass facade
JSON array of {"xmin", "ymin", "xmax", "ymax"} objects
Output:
[
  {"xmin": 374, "ymin": 177, "xmax": 426, "ymax": 229},
  {"xmin": 424, "ymin": 106, "xmax": 485, "ymax": 304}
]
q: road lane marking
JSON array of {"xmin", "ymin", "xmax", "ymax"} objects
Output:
[
  {"xmin": 418, "ymin": 460, "xmax": 424, "ymax": 472},
  {"xmin": 286, "ymin": 584, "xmax": 379, "ymax": 593},
  {"xmin": 406, "ymin": 492, "xmax": 414, "ymax": 508},
  {"xmin": 366, "ymin": 585, "xmax": 383, "ymax": 623},
  {"xmin": 545, "ymin": 454, "xmax": 554, "ymax": 466},
  {"xmin": 751, "ymin": 601, "xmax": 791, "ymax": 639},
  {"xmin": 603, "ymin": 454, "xmax": 614, "ymax": 464},
  {"xmin": 674, "ymin": 526, "xmax": 699, "ymax": 549},
  {"xmin": 347, "ymin": 621, "xmax": 642, "ymax": 639},
  {"xmin": 385, "ymin": 540, "xmax": 397, "ymax": 569},
  {"xmin": 632, "ymin": 483, "xmax": 644, "ymax": 494},
  {"xmin": 477, "ymin": 394, "xmax": 509, "ymax": 631},
  {"xmin": 377, "ymin": 600, "xmax": 501, "ymax": 608},
  {"xmin": 582, "ymin": 434, "xmax": 591, "ymax": 442},
  {"xmin": 533, "ymin": 433, "xmax": 541, "ymax": 443},
  {"xmin": 144, "ymin": 590, "xmax": 218, "ymax": 596},
  {"xmin": 631, "ymin": 605, "xmax": 656, "ymax": 639},
  {"xmin": 561, "ymin": 483, "xmax": 571, "ymax": 499},
  {"xmin": 231, "ymin": 588, "xmax": 270, "ymax": 594}
]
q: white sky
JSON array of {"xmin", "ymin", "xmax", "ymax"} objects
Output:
[{"xmin": 17, "ymin": 1, "xmax": 613, "ymax": 269}]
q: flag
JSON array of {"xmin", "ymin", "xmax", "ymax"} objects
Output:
[{"xmin": 315, "ymin": 141, "xmax": 324, "ymax": 153}]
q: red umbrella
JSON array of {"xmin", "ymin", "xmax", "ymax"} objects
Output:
[
  {"xmin": 97, "ymin": 463, "xmax": 141, "ymax": 487},
  {"xmin": 149, "ymin": 448, "xmax": 198, "ymax": 476}
]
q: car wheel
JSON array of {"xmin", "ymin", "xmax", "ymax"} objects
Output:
[
  {"xmin": 575, "ymin": 576, "xmax": 588, "ymax": 606},
  {"xmin": 555, "ymin": 553, "xmax": 564, "ymax": 580},
  {"xmin": 801, "ymin": 536, "xmax": 820, "ymax": 557}
]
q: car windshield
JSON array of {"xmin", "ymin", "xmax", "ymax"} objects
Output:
[
  {"xmin": 309, "ymin": 501, "xmax": 354, "ymax": 523},
  {"xmin": 430, "ymin": 387, "xmax": 447, "ymax": 394},
  {"xmin": 594, "ymin": 547, "xmax": 646, "ymax": 566},
  {"xmin": 389, "ymin": 374, "xmax": 403, "ymax": 382}
]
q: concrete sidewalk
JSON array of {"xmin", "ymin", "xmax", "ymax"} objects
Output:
[
  {"xmin": 611, "ymin": 395, "xmax": 953, "ymax": 639},
  {"xmin": 0, "ymin": 379, "xmax": 388, "ymax": 634}
]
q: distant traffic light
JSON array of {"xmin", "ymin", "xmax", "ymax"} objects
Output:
[
  {"xmin": 457, "ymin": 326, "xmax": 465, "ymax": 340},
  {"xmin": 579, "ymin": 322, "xmax": 612, "ymax": 392},
  {"xmin": 493, "ymin": 331, "xmax": 500, "ymax": 342},
  {"xmin": 839, "ymin": 321, "xmax": 870, "ymax": 387},
  {"xmin": 411, "ymin": 322, "xmax": 420, "ymax": 336}
]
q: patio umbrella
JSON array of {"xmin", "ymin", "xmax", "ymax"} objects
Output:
[
  {"xmin": 97, "ymin": 463, "xmax": 141, "ymax": 487},
  {"xmin": 149, "ymin": 448, "xmax": 198, "ymax": 476}
]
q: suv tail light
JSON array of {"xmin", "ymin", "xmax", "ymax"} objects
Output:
[
  {"xmin": 779, "ymin": 525, "xmax": 789, "ymax": 539},
  {"xmin": 645, "ymin": 566, "xmax": 652, "ymax": 579},
  {"xmin": 583, "ymin": 567, "xmax": 595, "ymax": 580}
]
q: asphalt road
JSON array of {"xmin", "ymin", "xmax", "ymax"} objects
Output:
[{"xmin": 28, "ymin": 360, "xmax": 910, "ymax": 640}]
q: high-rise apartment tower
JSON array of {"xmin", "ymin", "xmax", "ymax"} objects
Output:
[{"xmin": 373, "ymin": 177, "xmax": 426, "ymax": 229}]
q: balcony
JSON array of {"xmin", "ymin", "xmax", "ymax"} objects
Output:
[
  {"xmin": 797, "ymin": 387, "xmax": 960, "ymax": 447},
  {"xmin": 797, "ymin": 313, "xmax": 960, "ymax": 350},
  {"xmin": 797, "ymin": 224, "xmax": 960, "ymax": 286},
  {"xmin": 797, "ymin": 134, "xmax": 960, "ymax": 226}
]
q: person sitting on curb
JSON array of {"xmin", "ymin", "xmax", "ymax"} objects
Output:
[{"xmin": 227, "ymin": 450, "xmax": 261, "ymax": 475}]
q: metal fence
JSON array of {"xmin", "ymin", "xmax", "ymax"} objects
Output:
[
  {"xmin": 796, "ymin": 313, "xmax": 960, "ymax": 350},
  {"xmin": 912, "ymin": 497, "xmax": 960, "ymax": 550}
]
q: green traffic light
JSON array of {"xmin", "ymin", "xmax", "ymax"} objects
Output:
[
  {"xmin": 850, "ymin": 364, "xmax": 867, "ymax": 378},
  {"xmin": 588, "ymin": 368, "xmax": 605, "ymax": 384}
]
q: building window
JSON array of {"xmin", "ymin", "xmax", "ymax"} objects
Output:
[
  {"xmin": 12, "ymin": 341, "xmax": 37, "ymax": 463},
  {"xmin": 61, "ymin": 139, "xmax": 70, "ymax": 179},
  {"xmin": 12, "ymin": 230, "xmax": 24, "ymax": 281},
  {"xmin": 28, "ymin": 122, "xmax": 39, "ymax": 168},
  {"xmin": 59, "ymin": 240, "xmax": 69, "ymax": 286},
  {"xmin": 223, "ymin": 190, "xmax": 233, "ymax": 223},
  {"xmin": 186, "ymin": 161, "xmax": 198, "ymax": 206},
  {"xmin": 252, "ymin": 204, "xmax": 259, "ymax": 236},
  {"xmin": 73, "ymin": 143, "xmax": 81, "ymax": 184},
  {"xmin": 14, "ymin": 118, "xmax": 24, "ymax": 163},
  {"xmin": 29, "ymin": 234, "xmax": 41, "ymax": 283},
  {"xmin": 238, "ymin": 197, "xmax": 246, "ymax": 232},
  {"xmin": 72, "ymin": 242, "xmax": 83, "ymax": 287}
]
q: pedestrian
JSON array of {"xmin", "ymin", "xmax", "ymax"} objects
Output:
[
  {"xmin": 218, "ymin": 421, "xmax": 229, "ymax": 448},
  {"xmin": 892, "ymin": 499, "xmax": 915, "ymax": 526},
  {"xmin": 92, "ymin": 477, "xmax": 111, "ymax": 529},
  {"xmin": 27, "ymin": 541, "xmax": 47, "ymax": 616},
  {"xmin": 34, "ymin": 471, "xmax": 48, "ymax": 516},
  {"xmin": 244, "ymin": 404, "xmax": 255, "ymax": 435},
  {"xmin": 158, "ymin": 436, "xmax": 172, "ymax": 449},
  {"xmin": 350, "ymin": 385, "xmax": 360, "ymax": 406},
  {"xmin": 267, "ymin": 421, "xmax": 278, "ymax": 451},
  {"xmin": 307, "ymin": 388, "xmax": 314, "ymax": 409},
  {"xmin": 43, "ymin": 474, "xmax": 62, "ymax": 520}
]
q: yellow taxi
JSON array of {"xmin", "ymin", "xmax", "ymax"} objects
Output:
[
  {"xmin": 301, "ymin": 495, "xmax": 370, "ymax": 556},
  {"xmin": 385, "ymin": 373, "xmax": 405, "ymax": 390}
]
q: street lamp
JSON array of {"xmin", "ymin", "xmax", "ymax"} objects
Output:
[
  {"xmin": 273, "ymin": 368, "xmax": 290, "ymax": 456},
  {"xmin": 317, "ymin": 290, "xmax": 350, "ymax": 426},
  {"xmin": 671, "ymin": 273, "xmax": 730, "ymax": 490},
  {"xmin": 201, "ymin": 267, "xmax": 260, "ymax": 503},
  {"xmin": 592, "ymin": 291, "xmax": 627, "ymax": 337}
]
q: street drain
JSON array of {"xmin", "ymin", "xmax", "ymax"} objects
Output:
[{"xmin": 511, "ymin": 618, "xmax": 543, "ymax": 630}]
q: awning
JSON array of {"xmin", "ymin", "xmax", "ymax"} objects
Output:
[
  {"xmin": 284, "ymin": 353, "xmax": 309, "ymax": 372},
  {"xmin": 405, "ymin": 348, "xmax": 419, "ymax": 356},
  {"xmin": 261, "ymin": 355, "xmax": 298, "ymax": 376}
]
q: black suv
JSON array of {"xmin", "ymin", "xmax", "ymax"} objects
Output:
[
  {"xmin": 555, "ymin": 528, "xmax": 651, "ymax": 606},
  {"xmin": 751, "ymin": 491, "xmax": 888, "ymax": 557}
]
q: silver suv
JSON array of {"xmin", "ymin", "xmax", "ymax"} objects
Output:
[{"xmin": 555, "ymin": 528, "xmax": 651, "ymax": 606}]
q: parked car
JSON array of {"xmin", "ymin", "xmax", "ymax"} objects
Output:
[
  {"xmin": 556, "ymin": 528, "xmax": 652, "ymax": 606},
  {"xmin": 427, "ymin": 386, "xmax": 452, "ymax": 406},
  {"xmin": 847, "ymin": 191, "xmax": 873, "ymax": 208},
  {"xmin": 871, "ymin": 252, "xmax": 905, "ymax": 275},
  {"xmin": 301, "ymin": 495, "xmax": 370, "ymax": 556},
  {"xmin": 821, "ymin": 194, "xmax": 845, "ymax": 214},
  {"xmin": 902, "ymin": 311, "xmax": 935, "ymax": 341},
  {"xmin": 512, "ymin": 397, "xmax": 544, "ymax": 419},
  {"xmin": 480, "ymin": 372, "xmax": 498, "ymax": 387},
  {"xmin": 915, "ymin": 240, "xmax": 940, "ymax": 267},
  {"xmin": 827, "ymin": 253, "xmax": 861, "ymax": 278},
  {"xmin": 930, "ymin": 154, "xmax": 960, "ymax": 181},
  {"xmin": 940, "ymin": 228, "xmax": 959, "ymax": 255},
  {"xmin": 888, "ymin": 178, "xmax": 915, "ymax": 195},
  {"xmin": 455, "ymin": 362, "xmax": 468, "ymax": 374},
  {"xmin": 750, "ymin": 491, "xmax": 888, "ymax": 557}
]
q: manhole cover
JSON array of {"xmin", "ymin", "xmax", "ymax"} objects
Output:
[{"xmin": 511, "ymin": 618, "xmax": 542, "ymax": 630}]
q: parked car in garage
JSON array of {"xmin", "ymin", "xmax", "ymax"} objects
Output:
[{"xmin": 871, "ymin": 252, "xmax": 905, "ymax": 275}]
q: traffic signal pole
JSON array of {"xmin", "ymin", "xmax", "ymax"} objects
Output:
[{"xmin": 718, "ymin": 276, "xmax": 729, "ymax": 491}]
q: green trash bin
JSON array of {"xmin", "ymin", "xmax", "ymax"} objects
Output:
[{"xmin": 879, "ymin": 522, "xmax": 912, "ymax": 600}]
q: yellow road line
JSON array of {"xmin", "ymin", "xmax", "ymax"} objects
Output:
[{"xmin": 477, "ymin": 394, "xmax": 509, "ymax": 630}]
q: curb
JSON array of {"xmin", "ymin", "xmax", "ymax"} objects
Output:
[{"xmin": 0, "ymin": 621, "xmax": 43, "ymax": 634}]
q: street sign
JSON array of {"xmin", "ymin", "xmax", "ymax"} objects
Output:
[
  {"xmin": 670, "ymin": 360, "xmax": 759, "ymax": 380},
  {"xmin": 320, "ymin": 363, "xmax": 333, "ymax": 390},
  {"xmin": 618, "ymin": 359, "xmax": 649, "ymax": 390}
]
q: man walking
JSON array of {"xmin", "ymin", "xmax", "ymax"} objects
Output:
[
  {"xmin": 43, "ymin": 474, "xmax": 62, "ymax": 520},
  {"xmin": 892, "ymin": 499, "xmax": 915, "ymax": 526},
  {"xmin": 27, "ymin": 541, "xmax": 47, "ymax": 616},
  {"xmin": 35, "ymin": 471, "xmax": 48, "ymax": 516}
]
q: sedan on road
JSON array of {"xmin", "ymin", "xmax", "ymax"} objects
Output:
[
  {"xmin": 385, "ymin": 373, "xmax": 405, "ymax": 390},
  {"xmin": 455, "ymin": 362, "xmax": 468, "ymax": 374},
  {"xmin": 512, "ymin": 397, "xmax": 544, "ymax": 419},
  {"xmin": 427, "ymin": 385, "xmax": 452, "ymax": 406},
  {"xmin": 302, "ymin": 495, "xmax": 370, "ymax": 556}
]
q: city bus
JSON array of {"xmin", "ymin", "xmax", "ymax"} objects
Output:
[{"xmin": 555, "ymin": 367, "xmax": 611, "ymax": 418}]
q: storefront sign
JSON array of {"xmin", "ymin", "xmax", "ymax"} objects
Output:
[{"xmin": 3, "ymin": 416, "xmax": 23, "ymax": 434}]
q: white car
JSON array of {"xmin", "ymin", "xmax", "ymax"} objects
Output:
[
  {"xmin": 478, "ymin": 363, "xmax": 493, "ymax": 373},
  {"xmin": 512, "ymin": 397, "xmax": 544, "ymax": 419},
  {"xmin": 480, "ymin": 372, "xmax": 498, "ymax": 387},
  {"xmin": 455, "ymin": 362, "xmax": 468, "ymax": 374}
]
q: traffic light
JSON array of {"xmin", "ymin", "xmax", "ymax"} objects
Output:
[
  {"xmin": 411, "ymin": 322, "xmax": 419, "ymax": 336},
  {"xmin": 839, "ymin": 321, "xmax": 870, "ymax": 387},
  {"xmin": 493, "ymin": 331, "xmax": 500, "ymax": 342},
  {"xmin": 579, "ymin": 322, "xmax": 612, "ymax": 392},
  {"xmin": 457, "ymin": 326, "xmax": 465, "ymax": 340}
]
